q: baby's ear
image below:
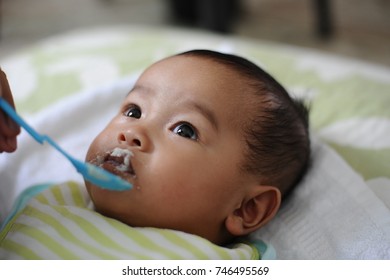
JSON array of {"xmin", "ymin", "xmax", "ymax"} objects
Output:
[{"xmin": 225, "ymin": 186, "xmax": 281, "ymax": 237}]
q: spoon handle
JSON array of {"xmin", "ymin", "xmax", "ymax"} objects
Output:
[{"xmin": 0, "ymin": 97, "xmax": 132, "ymax": 191}]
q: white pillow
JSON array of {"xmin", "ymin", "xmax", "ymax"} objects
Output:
[{"xmin": 252, "ymin": 136, "xmax": 390, "ymax": 259}]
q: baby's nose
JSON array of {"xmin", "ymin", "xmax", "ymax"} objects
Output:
[{"xmin": 118, "ymin": 128, "xmax": 150, "ymax": 151}]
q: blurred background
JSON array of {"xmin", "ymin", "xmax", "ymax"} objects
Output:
[{"xmin": 0, "ymin": 0, "xmax": 389, "ymax": 66}]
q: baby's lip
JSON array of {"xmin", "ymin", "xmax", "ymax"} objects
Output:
[
  {"xmin": 101, "ymin": 161, "xmax": 135, "ymax": 182},
  {"xmin": 104, "ymin": 152, "xmax": 135, "ymax": 176},
  {"xmin": 92, "ymin": 148, "xmax": 136, "ymax": 180}
]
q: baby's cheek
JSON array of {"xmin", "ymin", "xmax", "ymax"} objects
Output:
[
  {"xmin": 85, "ymin": 141, "xmax": 98, "ymax": 161},
  {"xmin": 87, "ymin": 185, "xmax": 115, "ymax": 212},
  {"xmin": 85, "ymin": 132, "xmax": 108, "ymax": 162}
]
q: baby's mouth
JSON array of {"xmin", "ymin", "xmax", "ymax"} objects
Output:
[{"xmin": 93, "ymin": 148, "xmax": 136, "ymax": 180}]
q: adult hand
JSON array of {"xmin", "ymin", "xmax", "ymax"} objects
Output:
[{"xmin": 0, "ymin": 68, "xmax": 21, "ymax": 153}]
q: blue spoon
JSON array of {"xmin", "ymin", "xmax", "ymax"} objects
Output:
[{"xmin": 0, "ymin": 97, "xmax": 132, "ymax": 191}]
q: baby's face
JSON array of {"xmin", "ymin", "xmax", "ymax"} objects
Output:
[{"xmin": 85, "ymin": 55, "xmax": 258, "ymax": 243}]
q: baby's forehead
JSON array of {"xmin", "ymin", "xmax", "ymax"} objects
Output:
[
  {"xmin": 159, "ymin": 54, "xmax": 260, "ymax": 98},
  {"xmin": 138, "ymin": 55, "xmax": 261, "ymax": 125}
]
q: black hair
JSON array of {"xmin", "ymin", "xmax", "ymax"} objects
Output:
[{"xmin": 178, "ymin": 49, "xmax": 310, "ymax": 198}]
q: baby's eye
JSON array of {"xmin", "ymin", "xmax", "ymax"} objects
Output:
[
  {"xmin": 124, "ymin": 105, "xmax": 141, "ymax": 119},
  {"xmin": 173, "ymin": 123, "xmax": 198, "ymax": 140}
]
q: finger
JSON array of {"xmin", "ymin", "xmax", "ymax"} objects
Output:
[
  {"xmin": 0, "ymin": 68, "xmax": 15, "ymax": 105},
  {"xmin": 0, "ymin": 111, "xmax": 20, "ymax": 137},
  {"xmin": 0, "ymin": 68, "xmax": 21, "ymax": 135},
  {"xmin": 0, "ymin": 135, "xmax": 17, "ymax": 153}
]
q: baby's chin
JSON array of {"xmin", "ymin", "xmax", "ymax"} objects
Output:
[
  {"xmin": 85, "ymin": 178, "xmax": 134, "ymax": 198},
  {"xmin": 86, "ymin": 187, "xmax": 150, "ymax": 229},
  {"xmin": 85, "ymin": 180, "xmax": 134, "ymax": 217}
]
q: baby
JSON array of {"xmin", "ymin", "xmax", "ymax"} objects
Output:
[{"xmin": 0, "ymin": 50, "xmax": 310, "ymax": 259}]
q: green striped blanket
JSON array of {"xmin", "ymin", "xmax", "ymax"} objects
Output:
[{"xmin": 0, "ymin": 182, "xmax": 270, "ymax": 260}]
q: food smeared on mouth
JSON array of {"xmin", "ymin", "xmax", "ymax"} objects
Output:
[
  {"xmin": 92, "ymin": 148, "xmax": 135, "ymax": 178},
  {"xmin": 109, "ymin": 148, "xmax": 133, "ymax": 173}
]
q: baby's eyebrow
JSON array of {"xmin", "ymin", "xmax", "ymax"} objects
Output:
[
  {"xmin": 187, "ymin": 101, "xmax": 218, "ymax": 131},
  {"xmin": 127, "ymin": 84, "xmax": 149, "ymax": 95}
]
